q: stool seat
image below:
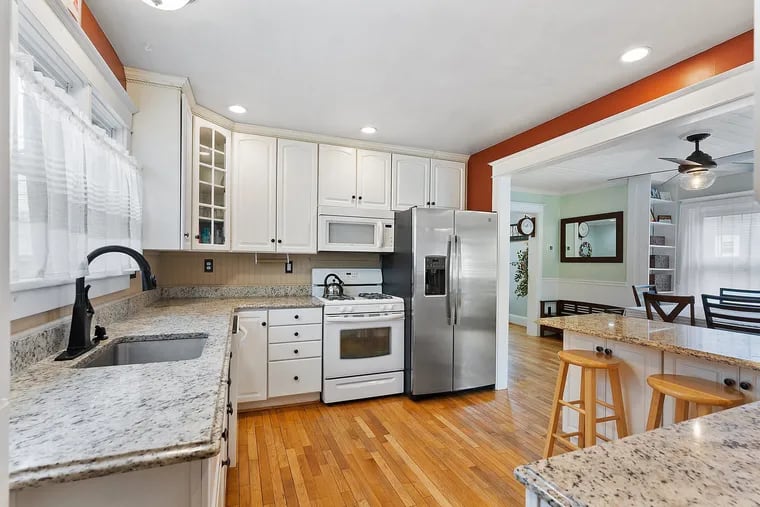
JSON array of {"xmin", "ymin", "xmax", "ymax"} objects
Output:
[
  {"xmin": 647, "ymin": 374, "xmax": 744, "ymax": 406},
  {"xmin": 558, "ymin": 349, "xmax": 622, "ymax": 369}
]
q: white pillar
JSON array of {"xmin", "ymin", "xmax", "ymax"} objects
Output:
[{"xmin": 493, "ymin": 174, "xmax": 511, "ymax": 390}]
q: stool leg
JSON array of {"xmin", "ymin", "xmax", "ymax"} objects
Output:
[
  {"xmin": 543, "ymin": 360, "xmax": 569, "ymax": 458},
  {"xmin": 696, "ymin": 404, "xmax": 712, "ymax": 417},
  {"xmin": 608, "ymin": 366, "xmax": 629, "ymax": 439},
  {"xmin": 674, "ymin": 399, "xmax": 689, "ymax": 423},
  {"xmin": 646, "ymin": 389, "xmax": 665, "ymax": 431},
  {"xmin": 582, "ymin": 367, "xmax": 596, "ymax": 447},
  {"xmin": 577, "ymin": 374, "xmax": 585, "ymax": 448}
]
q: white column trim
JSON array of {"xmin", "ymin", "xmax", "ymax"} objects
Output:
[
  {"xmin": 511, "ymin": 201, "xmax": 545, "ymax": 336},
  {"xmin": 493, "ymin": 175, "xmax": 511, "ymax": 390}
]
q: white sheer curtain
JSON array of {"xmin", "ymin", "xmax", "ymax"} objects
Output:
[
  {"xmin": 678, "ymin": 193, "xmax": 760, "ymax": 298},
  {"xmin": 10, "ymin": 53, "xmax": 142, "ymax": 289}
]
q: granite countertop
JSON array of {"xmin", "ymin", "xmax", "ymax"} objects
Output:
[
  {"xmin": 540, "ymin": 314, "xmax": 760, "ymax": 371},
  {"xmin": 515, "ymin": 401, "xmax": 760, "ymax": 506},
  {"xmin": 10, "ymin": 296, "xmax": 321, "ymax": 490}
]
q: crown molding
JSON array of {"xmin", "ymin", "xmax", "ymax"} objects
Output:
[{"xmin": 128, "ymin": 67, "xmax": 470, "ymax": 163}]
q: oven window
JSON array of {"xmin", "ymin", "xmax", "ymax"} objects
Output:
[
  {"xmin": 328, "ymin": 222, "xmax": 375, "ymax": 245},
  {"xmin": 340, "ymin": 327, "xmax": 391, "ymax": 359}
]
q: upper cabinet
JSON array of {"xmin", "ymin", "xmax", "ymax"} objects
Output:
[
  {"xmin": 277, "ymin": 139, "xmax": 318, "ymax": 253},
  {"xmin": 392, "ymin": 154, "xmax": 430, "ymax": 210},
  {"xmin": 392, "ymin": 155, "xmax": 464, "ymax": 210},
  {"xmin": 430, "ymin": 159, "xmax": 465, "ymax": 209},
  {"xmin": 357, "ymin": 150, "xmax": 392, "ymax": 210},
  {"xmin": 192, "ymin": 116, "xmax": 231, "ymax": 250},
  {"xmin": 231, "ymin": 133, "xmax": 277, "ymax": 252},
  {"xmin": 318, "ymin": 145, "xmax": 357, "ymax": 208},
  {"xmin": 318, "ymin": 146, "xmax": 392, "ymax": 211}
]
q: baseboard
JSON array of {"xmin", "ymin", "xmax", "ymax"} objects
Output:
[
  {"xmin": 509, "ymin": 314, "xmax": 528, "ymax": 326},
  {"xmin": 238, "ymin": 392, "xmax": 321, "ymax": 412}
]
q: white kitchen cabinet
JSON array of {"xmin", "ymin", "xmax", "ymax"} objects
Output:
[
  {"xmin": 192, "ymin": 116, "xmax": 231, "ymax": 250},
  {"xmin": 231, "ymin": 133, "xmax": 277, "ymax": 252},
  {"xmin": 268, "ymin": 357, "xmax": 322, "ymax": 398},
  {"xmin": 318, "ymin": 144, "xmax": 357, "ymax": 208},
  {"xmin": 392, "ymin": 154, "xmax": 430, "ymax": 210},
  {"xmin": 662, "ymin": 352, "xmax": 740, "ymax": 424},
  {"xmin": 738, "ymin": 368, "xmax": 760, "ymax": 402},
  {"xmin": 357, "ymin": 149, "xmax": 392, "ymax": 210},
  {"xmin": 563, "ymin": 332, "xmax": 662, "ymax": 439},
  {"xmin": 430, "ymin": 159, "xmax": 465, "ymax": 209},
  {"xmin": 127, "ymin": 81, "xmax": 192, "ymax": 250},
  {"xmin": 236, "ymin": 310, "xmax": 268, "ymax": 403},
  {"xmin": 277, "ymin": 139, "xmax": 318, "ymax": 253}
]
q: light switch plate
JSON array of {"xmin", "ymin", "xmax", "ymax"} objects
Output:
[{"xmin": 285, "ymin": 261, "xmax": 293, "ymax": 274}]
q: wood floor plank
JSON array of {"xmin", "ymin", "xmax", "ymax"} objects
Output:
[{"xmin": 228, "ymin": 325, "xmax": 561, "ymax": 506}]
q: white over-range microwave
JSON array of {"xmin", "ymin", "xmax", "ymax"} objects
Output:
[{"xmin": 317, "ymin": 208, "xmax": 394, "ymax": 253}]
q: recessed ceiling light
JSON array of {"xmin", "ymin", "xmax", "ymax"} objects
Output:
[
  {"xmin": 228, "ymin": 105, "xmax": 247, "ymax": 114},
  {"xmin": 141, "ymin": 0, "xmax": 194, "ymax": 10},
  {"xmin": 361, "ymin": 126, "xmax": 377, "ymax": 134},
  {"xmin": 620, "ymin": 46, "xmax": 651, "ymax": 63}
]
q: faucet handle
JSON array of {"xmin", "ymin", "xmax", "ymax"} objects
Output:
[{"xmin": 93, "ymin": 325, "xmax": 108, "ymax": 343}]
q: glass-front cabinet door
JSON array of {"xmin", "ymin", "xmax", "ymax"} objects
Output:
[{"xmin": 192, "ymin": 116, "xmax": 231, "ymax": 250}]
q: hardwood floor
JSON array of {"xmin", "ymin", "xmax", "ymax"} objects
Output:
[{"xmin": 226, "ymin": 325, "xmax": 562, "ymax": 507}]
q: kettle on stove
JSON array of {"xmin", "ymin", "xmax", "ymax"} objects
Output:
[{"xmin": 322, "ymin": 273, "xmax": 345, "ymax": 298}]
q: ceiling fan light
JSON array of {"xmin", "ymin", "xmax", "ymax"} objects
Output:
[
  {"xmin": 678, "ymin": 170, "xmax": 716, "ymax": 191},
  {"xmin": 141, "ymin": 0, "xmax": 193, "ymax": 11}
]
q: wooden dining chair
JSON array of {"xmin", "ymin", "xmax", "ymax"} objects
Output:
[
  {"xmin": 631, "ymin": 284, "xmax": 657, "ymax": 307},
  {"xmin": 719, "ymin": 288, "xmax": 760, "ymax": 302},
  {"xmin": 643, "ymin": 293, "xmax": 696, "ymax": 326},
  {"xmin": 702, "ymin": 294, "xmax": 760, "ymax": 335}
]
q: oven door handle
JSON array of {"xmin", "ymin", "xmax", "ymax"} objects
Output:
[{"xmin": 324, "ymin": 314, "xmax": 404, "ymax": 323}]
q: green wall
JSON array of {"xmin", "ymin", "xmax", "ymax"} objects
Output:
[{"xmin": 512, "ymin": 183, "xmax": 628, "ymax": 283}]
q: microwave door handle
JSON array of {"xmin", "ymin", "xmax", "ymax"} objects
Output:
[
  {"xmin": 446, "ymin": 235, "xmax": 453, "ymax": 325},
  {"xmin": 324, "ymin": 314, "xmax": 404, "ymax": 323}
]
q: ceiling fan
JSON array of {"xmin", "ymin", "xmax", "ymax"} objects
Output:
[{"xmin": 610, "ymin": 132, "xmax": 753, "ymax": 190}]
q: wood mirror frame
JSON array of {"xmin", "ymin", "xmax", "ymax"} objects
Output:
[{"xmin": 560, "ymin": 211, "xmax": 624, "ymax": 263}]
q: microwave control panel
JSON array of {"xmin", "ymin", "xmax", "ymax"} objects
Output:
[{"xmin": 382, "ymin": 223, "xmax": 394, "ymax": 250}]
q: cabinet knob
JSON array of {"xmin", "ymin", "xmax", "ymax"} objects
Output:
[
  {"xmin": 261, "ymin": 322, "xmax": 267, "ymax": 327},
  {"xmin": 740, "ymin": 381, "xmax": 752, "ymax": 390},
  {"xmin": 294, "ymin": 331, "xmax": 299, "ymax": 337},
  {"xmin": 222, "ymin": 428, "xmax": 228, "ymax": 440},
  {"xmin": 431, "ymin": 201, "xmax": 436, "ymax": 206},
  {"xmin": 358, "ymin": 196, "xmax": 362, "ymax": 200},
  {"xmin": 221, "ymin": 458, "xmax": 231, "ymax": 467},
  {"xmin": 271, "ymin": 238, "xmax": 275, "ymax": 243},
  {"xmin": 184, "ymin": 233, "xmax": 190, "ymax": 238},
  {"xmin": 604, "ymin": 348, "xmax": 612, "ymax": 356},
  {"xmin": 351, "ymin": 195, "xmax": 356, "ymax": 199},
  {"xmin": 294, "ymin": 314, "xmax": 299, "ymax": 319},
  {"xmin": 294, "ymin": 375, "xmax": 299, "ymax": 381},
  {"xmin": 195, "ymin": 234, "xmax": 200, "ymax": 240},
  {"xmin": 226, "ymin": 377, "xmax": 231, "ymax": 386},
  {"xmin": 278, "ymin": 239, "xmax": 282, "ymax": 243},
  {"xmin": 227, "ymin": 402, "xmax": 234, "ymax": 415},
  {"xmin": 724, "ymin": 378, "xmax": 737, "ymax": 387},
  {"xmin": 294, "ymin": 349, "xmax": 299, "ymax": 354},
  {"xmin": 595, "ymin": 346, "xmax": 604, "ymax": 353},
  {"xmin": 426, "ymin": 201, "xmax": 431, "ymax": 206}
]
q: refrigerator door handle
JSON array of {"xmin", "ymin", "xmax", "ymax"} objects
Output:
[
  {"xmin": 454, "ymin": 234, "xmax": 462, "ymax": 325},
  {"xmin": 446, "ymin": 235, "xmax": 454, "ymax": 325}
]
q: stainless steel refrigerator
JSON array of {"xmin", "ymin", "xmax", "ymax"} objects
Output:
[{"xmin": 383, "ymin": 208, "xmax": 498, "ymax": 397}]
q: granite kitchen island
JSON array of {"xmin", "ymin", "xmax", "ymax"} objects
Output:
[{"xmin": 514, "ymin": 314, "xmax": 760, "ymax": 506}]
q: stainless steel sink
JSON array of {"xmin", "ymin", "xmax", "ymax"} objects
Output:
[{"xmin": 78, "ymin": 334, "xmax": 207, "ymax": 368}]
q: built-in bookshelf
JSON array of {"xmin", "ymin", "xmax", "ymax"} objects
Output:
[{"xmin": 649, "ymin": 191, "xmax": 677, "ymax": 293}]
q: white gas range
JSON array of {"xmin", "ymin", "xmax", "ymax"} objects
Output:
[{"xmin": 312, "ymin": 268, "xmax": 405, "ymax": 404}]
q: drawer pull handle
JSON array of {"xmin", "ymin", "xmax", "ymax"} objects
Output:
[
  {"xmin": 294, "ymin": 349, "xmax": 299, "ymax": 354},
  {"xmin": 595, "ymin": 346, "xmax": 604, "ymax": 353},
  {"xmin": 261, "ymin": 322, "xmax": 267, "ymax": 327},
  {"xmin": 740, "ymin": 381, "xmax": 752, "ymax": 390},
  {"xmin": 294, "ymin": 331, "xmax": 299, "ymax": 337},
  {"xmin": 604, "ymin": 348, "xmax": 612, "ymax": 356},
  {"xmin": 294, "ymin": 375, "xmax": 299, "ymax": 381},
  {"xmin": 221, "ymin": 458, "xmax": 231, "ymax": 467},
  {"xmin": 227, "ymin": 402, "xmax": 234, "ymax": 415},
  {"xmin": 724, "ymin": 378, "xmax": 736, "ymax": 387},
  {"xmin": 294, "ymin": 314, "xmax": 300, "ymax": 319},
  {"xmin": 222, "ymin": 429, "xmax": 228, "ymax": 440},
  {"xmin": 226, "ymin": 377, "xmax": 231, "ymax": 386}
]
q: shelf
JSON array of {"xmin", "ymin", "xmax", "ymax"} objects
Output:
[
  {"xmin": 649, "ymin": 268, "xmax": 674, "ymax": 272},
  {"xmin": 650, "ymin": 198, "xmax": 675, "ymax": 204},
  {"xmin": 650, "ymin": 221, "xmax": 675, "ymax": 227},
  {"xmin": 649, "ymin": 244, "xmax": 675, "ymax": 249}
]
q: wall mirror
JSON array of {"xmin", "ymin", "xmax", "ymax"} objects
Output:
[{"xmin": 560, "ymin": 211, "xmax": 623, "ymax": 263}]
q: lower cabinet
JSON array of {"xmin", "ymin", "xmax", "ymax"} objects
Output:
[{"xmin": 563, "ymin": 332, "xmax": 662, "ymax": 438}]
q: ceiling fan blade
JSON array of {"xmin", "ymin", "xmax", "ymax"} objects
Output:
[
  {"xmin": 713, "ymin": 164, "xmax": 753, "ymax": 174},
  {"xmin": 659, "ymin": 157, "xmax": 701, "ymax": 166},
  {"xmin": 607, "ymin": 169, "xmax": 676, "ymax": 182},
  {"xmin": 713, "ymin": 150, "xmax": 753, "ymax": 165}
]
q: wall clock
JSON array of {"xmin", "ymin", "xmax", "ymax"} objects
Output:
[
  {"xmin": 577, "ymin": 221, "xmax": 589, "ymax": 238},
  {"xmin": 517, "ymin": 216, "xmax": 535, "ymax": 237}
]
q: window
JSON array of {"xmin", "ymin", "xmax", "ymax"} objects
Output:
[{"xmin": 678, "ymin": 194, "xmax": 760, "ymax": 298}]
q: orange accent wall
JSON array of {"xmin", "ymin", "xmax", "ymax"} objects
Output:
[
  {"xmin": 80, "ymin": 1, "xmax": 126, "ymax": 89},
  {"xmin": 466, "ymin": 30, "xmax": 754, "ymax": 211}
]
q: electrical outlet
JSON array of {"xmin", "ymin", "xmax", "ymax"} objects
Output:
[
  {"xmin": 204, "ymin": 259, "xmax": 214, "ymax": 273},
  {"xmin": 285, "ymin": 260, "xmax": 293, "ymax": 273}
]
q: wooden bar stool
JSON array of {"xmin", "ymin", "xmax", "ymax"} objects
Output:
[
  {"xmin": 646, "ymin": 374, "xmax": 745, "ymax": 430},
  {"xmin": 544, "ymin": 350, "xmax": 629, "ymax": 458}
]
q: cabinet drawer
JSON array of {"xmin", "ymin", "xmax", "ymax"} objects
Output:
[
  {"xmin": 269, "ymin": 340, "xmax": 322, "ymax": 361},
  {"xmin": 268, "ymin": 323, "xmax": 322, "ymax": 343},
  {"xmin": 268, "ymin": 358, "xmax": 322, "ymax": 397},
  {"xmin": 269, "ymin": 307, "xmax": 322, "ymax": 326}
]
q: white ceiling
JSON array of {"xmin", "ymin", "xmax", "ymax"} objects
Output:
[
  {"xmin": 511, "ymin": 104, "xmax": 754, "ymax": 194},
  {"xmin": 86, "ymin": 0, "xmax": 752, "ymax": 154}
]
